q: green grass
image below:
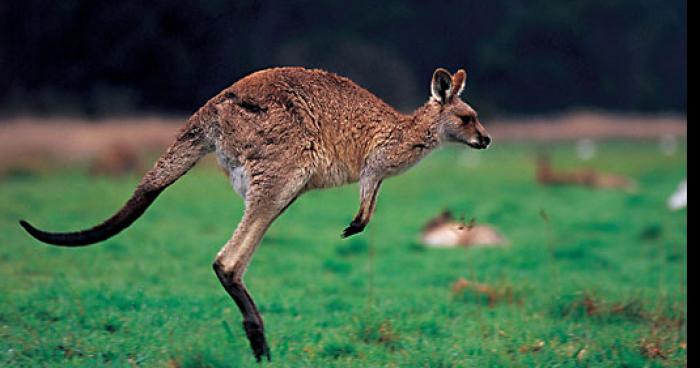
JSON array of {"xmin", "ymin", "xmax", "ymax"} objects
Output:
[{"xmin": 0, "ymin": 141, "xmax": 687, "ymax": 367}]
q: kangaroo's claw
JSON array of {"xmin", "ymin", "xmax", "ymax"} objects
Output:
[
  {"xmin": 341, "ymin": 220, "xmax": 365, "ymax": 238},
  {"xmin": 243, "ymin": 321, "xmax": 271, "ymax": 362}
]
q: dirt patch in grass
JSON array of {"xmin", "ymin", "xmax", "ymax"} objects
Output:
[
  {"xmin": 490, "ymin": 111, "xmax": 686, "ymax": 142},
  {"xmin": 358, "ymin": 319, "xmax": 401, "ymax": 351},
  {"xmin": 0, "ymin": 112, "xmax": 686, "ymax": 176},
  {"xmin": 558, "ymin": 293, "xmax": 683, "ymax": 325},
  {"xmin": 559, "ymin": 293, "xmax": 686, "ymax": 363},
  {"xmin": 0, "ymin": 116, "xmax": 179, "ymax": 176},
  {"xmin": 451, "ymin": 277, "xmax": 522, "ymax": 307}
]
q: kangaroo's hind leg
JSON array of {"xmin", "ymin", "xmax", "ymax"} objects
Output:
[{"xmin": 213, "ymin": 167, "xmax": 308, "ymax": 362}]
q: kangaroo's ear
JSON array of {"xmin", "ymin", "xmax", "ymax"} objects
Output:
[
  {"xmin": 431, "ymin": 68, "xmax": 453, "ymax": 103},
  {"xmin": 452, "ymin": 69, "xmax": 467, "ymax": 97}
]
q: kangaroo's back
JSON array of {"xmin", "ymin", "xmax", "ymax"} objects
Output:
[
  {"xmin": 212, "ymin": 67, "xmax": 403, "ymax": 188},
  {"xmin": 229, "ymin": 67, "xmax": 400, "ymax": 139}
]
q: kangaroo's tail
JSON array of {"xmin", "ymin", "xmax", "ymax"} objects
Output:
[{"xmin": 19, "ymin": 117, "xmax": 214, "ymax": 247}]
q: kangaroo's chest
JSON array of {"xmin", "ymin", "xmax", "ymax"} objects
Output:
[{"xmin": 307, "ymin": 157, "xmax": 360, "ymax": 189}]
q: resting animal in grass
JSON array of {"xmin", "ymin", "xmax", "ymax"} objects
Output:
[
  {"xmin": 421, "ymin": 210, "xmax": 507, "ymax": 248},
  {"xmin": 536, "ymin": 155, "xmax": 636, "ymax": 191},
  {"xmin": 20, "ymin": 67, "xmax": 491, "ymax": 362}
]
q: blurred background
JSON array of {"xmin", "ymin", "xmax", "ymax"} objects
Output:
[
  {"xmin": 0, "ymin": 0, "xmax": 687, "ymax": 173},
  {"xmin": 0, "ymin": 1, "xmax": 687, "ymax": 366},
  {"xmin": 0, "ymin": 0, "xmax": 687, "ymax": 115}
]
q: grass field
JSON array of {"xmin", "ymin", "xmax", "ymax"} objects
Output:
[{"xmin": 0, "ymin": 141, "xmax": 687, "ymax": 367}]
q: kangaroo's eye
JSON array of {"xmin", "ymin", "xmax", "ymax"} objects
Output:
[{"xmin": 460, "ymin": 116, "xmax": 474, "ymax": 124}]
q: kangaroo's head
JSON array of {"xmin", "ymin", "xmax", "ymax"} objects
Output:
[{"xmin": 428, "ymin": 68, "xmax": 491, "ymax": 150}]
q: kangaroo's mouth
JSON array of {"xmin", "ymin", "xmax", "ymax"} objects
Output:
[
  {"xmin": 447, "ymin": 132, "xmax": 491, "ymax": 150},
  {"xmin": 467, "ymin": 141, "xmax": 490, "ymax": 150},
  {"xmin": 466, "ymin": 136, "xmax": 491, "ymax": 150}
]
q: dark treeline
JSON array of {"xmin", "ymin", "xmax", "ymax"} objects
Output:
[{"xmin": 0, "ymin": 0, "xmax": 686, "ymax": 116}]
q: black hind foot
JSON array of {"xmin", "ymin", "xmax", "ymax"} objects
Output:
[
  {"xmin": 243, "ymin": 320, "xmax": 271, "ymax": 362},
  {"xmin": 341, "ymin": 220, "xmax": 365, "ymax": 238}
]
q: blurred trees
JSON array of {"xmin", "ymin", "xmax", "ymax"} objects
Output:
[{"xmin": 0, "ymin": 0, "xmax": 686, "ymax": 116}]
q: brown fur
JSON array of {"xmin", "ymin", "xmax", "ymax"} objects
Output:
[
  {"xmin": 20, "ymin": 67, "xmax": 491, "ymax": 361},
  {"xmin": 536, "ymin": 155, "xmax": 636, "ymax": 191}
]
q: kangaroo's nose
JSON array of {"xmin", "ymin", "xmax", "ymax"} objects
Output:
[{"xmin": 482, "ymin": 135, "xmax": 492, "ymax": 147}]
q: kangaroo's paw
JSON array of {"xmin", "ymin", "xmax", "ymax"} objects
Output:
[
  {"xmin": 341, "ymin": 220, "xmax": 365, "ymax": 238},
  {"xmin": 243, "ymin": 321, "xmax": 271, "ymax": 362}
]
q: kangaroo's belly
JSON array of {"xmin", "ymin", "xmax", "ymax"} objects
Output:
[{"xmin": 216, "ymin": 151, "xmax": 249, "ymax": 199}]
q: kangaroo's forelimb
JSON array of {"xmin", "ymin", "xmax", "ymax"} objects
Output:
[{"xmin": 342, "ymin": 175, "xmax": 383, "ymax": 238}]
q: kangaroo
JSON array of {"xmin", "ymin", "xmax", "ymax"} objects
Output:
[
  {"xmin": 536, "ymin": 155, "xmax": 636, "ymax": 191},
  {"xmin": 421, "ymin": 210, "xmax": 506, "ymax": 248},
  {"xmin": 20, "ymin": 67, "xmax": 491, "ymax": 362}
]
